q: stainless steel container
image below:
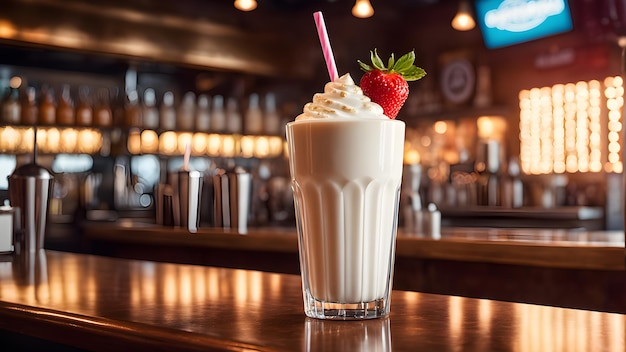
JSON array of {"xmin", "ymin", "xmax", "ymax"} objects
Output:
[
  {"xmin": 8, "ymin": 163, "xmax": 53, "ymax": 253},
  {"xmin": 0, "ymin": 203, "xmax": 17, "ymax": 253},
  {"xmin": 177, "ymin": 170, "xmax": 203, "ymax": 232},
  {"xmin": 213, "ymin": 168, "xmax": 251, "ymax": 233},
  {"xmin": 155, "ymin": 183, "xmax": 175, "ymax": 227}
]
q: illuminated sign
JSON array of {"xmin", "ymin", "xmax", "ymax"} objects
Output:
[{"xmin": 475, "ymin": 0, "xmax": 573, "ymax": 49}]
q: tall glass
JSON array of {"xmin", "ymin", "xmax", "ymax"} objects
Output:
[{"xmin": 286, "ymin": 119, "xmax": 405, "ymax": 320}]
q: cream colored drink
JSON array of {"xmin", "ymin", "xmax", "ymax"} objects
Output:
[{"xmin": 286, "ymin": 74, "xmax": 405, "ymax": 319}]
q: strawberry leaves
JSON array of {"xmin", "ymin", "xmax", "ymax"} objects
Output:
[
  {"xmin": 358, "ymin": 49, "xmax": 426, "ymax": 81},
  {"xmin": 357, "ymin": 49, "xmax": 426, "ymax": 119}
]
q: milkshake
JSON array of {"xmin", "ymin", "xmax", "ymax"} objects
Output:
[{"xmin": 286, "ymin": 73, "xmax": 405, "ymax": 319}]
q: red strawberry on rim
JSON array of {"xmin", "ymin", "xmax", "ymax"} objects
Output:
[{"xmin": 358, "ymin": 49, "xmax": 426, "ymax": 119}]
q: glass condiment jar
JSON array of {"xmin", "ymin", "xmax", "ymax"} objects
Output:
[
  {"xmin": 75, "ymin": 86, "xmax": 93, "ymax": 126},
  {"xmin": 160, "ymin": 91, "xmax": 176, "ymax": 131},
  {"xmin": 226, "ymin": 97, "xmax": 242, "ymax": 134},
  {"xmin": 21, "ymin": 86, "xmax": 38, "ymax": 125},
  {"xmin": 142, "ymin": 88, "xmax": 159, "ymax": 130},
  {"xmin": 94, "ymin": 88, "xmax": 112, "ymax": 127},
  {"xmin": 244, "ymin": 93, "xmax": 262, "ymax": 135},
  {"xmin": 263, "ymin": 93, "xmax": 281, "ymax": 135},
  {"xmin": 195, "ymin": 94, "xmax": 211, "ymax": 132},
  {"xmin": 177, "ymin": 91, "xmax": 196, "ymax": 131},
  {"xmin": 56, "ymin": 84, "xmax": 75, "ymax": 125},
  {"xmin": 38, "ymin": 86, "xmax": 56, "ymax": 125},
  {"xmin": 210, "ymin": 95, "xmax": 225, "ymax": 133},
  {"xmin": 1, "ymin": 87, "xmax": 21, "ymax": 124},
  {"xmin": 124, "ymin": 90, "xmax": 142, "ymax": 128}
]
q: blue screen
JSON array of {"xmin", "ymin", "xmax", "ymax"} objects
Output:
[{"xmin": 474, "ymin": 0, "xmax": 573, "ymax": 49}]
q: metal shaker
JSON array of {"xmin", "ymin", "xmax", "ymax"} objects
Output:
[
  {"xmin": 213, "ymin": 167, "xmax": 251, "ymax": 233},
  {"xmin": 177, "ymin": 170, "xmax": 203, "ymax": 232},
  {"xmin": 8, "ymin": 163, "xmax": 54, "ymax": 253}
]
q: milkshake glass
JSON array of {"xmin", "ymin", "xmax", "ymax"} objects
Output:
[{"xmin": 286, "ymin": 74, "xmax": 405, "ymax": 319}]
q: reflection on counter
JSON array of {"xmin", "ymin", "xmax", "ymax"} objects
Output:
[
  {"xmin": 0, "ymin": 251, "xmax": 623, "ymax": 351},
  {"xmin": 305, "ymin": 317, "xmax": 391, "ymax": 352}
]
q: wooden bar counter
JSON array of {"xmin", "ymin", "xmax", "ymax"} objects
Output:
[
  {"xmin": 0, "ymin": 250, "xmax": 624, "ymax": 351},
  {"xmin": 76, "ymin": 222, "xmax": 626, "ymax": 314}
]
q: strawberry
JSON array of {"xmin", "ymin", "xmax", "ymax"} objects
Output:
[{"xmin": 358, "ymin": 49, "xmax": 426, "ymax": 119}]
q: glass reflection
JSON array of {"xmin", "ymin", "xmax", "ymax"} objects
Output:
[
  {"xmin": 0, "ymin": 252, "xmax": 623, "ymax": 351},
  {"xmin": 305, "ymin": 317, "xmax": 391, "ymax": 352}
]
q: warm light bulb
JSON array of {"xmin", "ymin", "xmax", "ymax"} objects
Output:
[
  {"xmin": 268, "ymin": 136, "xmax": 284, "ymax": 157},
  {"xmin": 127, "ymin": 129, "xmax": 141, "ymax": 155},
  {"xmin": 234, "ymin": 0, "xmax": 257, "ymax": 11},
  {"xmin": 207, "ymin": 134, "xmax": 222, "ymax": 156},
  {"xmin": 352, "ymin": 0, "xmax": 374, "ymax": 18},
  {"xmin": 404, "ymin": 149, "xmax": 421, "ymax": 165},
  {"xmin": 254, "ymin": 136, "xmax": 269, "ymax": 158},
  {"xmin": 9, "ymin": 76, "xmax": 22, "ymax": 89},
  {"xmin": 159, "ymin": 131, "xmax": 178, "ymax": 155},
  {"xmin": 141, "ymin": 130, "xmax": 159, "ymax": 154},
  {"xmin": 240, "ymin": 136, "xmax": 255, "ymax": 158},
  {"xmin": 451, "ymin": 1, "xmax": 475, "ymax": 31}
]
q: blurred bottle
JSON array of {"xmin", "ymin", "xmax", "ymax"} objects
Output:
[
  {"xmin": 75, "ymin": 86, "xmax": 93, "ymax": 126},
  {"xmin": 226, "ymin": 97, "xmax": 242, "ymax": 134},
  {"xmin": 160, "ymin": 91, "xmax": 176, "ymax": 131},
  {"xmin": 210, "ymin": 95, "xmax": 225, "ymax": 133},
  {"xmin": 142, "ymin": 88, "xmax": 159, "ymax": 130},
  {"xmin": 94, "ymin": 88, "xmax": 113, "ymax": 127},
  {"xmin": 110, "ymin": 87, "xmax": 126, "ymax": 127},
  {"xmin": 1, "ymin": 87, "xmax": 21, "ymax": 124},
  {"xmin": 21, "ymin": 86, "xmax": 38, "ymax": 125},
  {"xmin": 38, "ymin": 86, "xmax": 56, "ymax": 125},
  {"xmin": 177, "ymin": 91, "xmax": 196, "ymax": 131},
  {"xmin": 263, "ymin": 92, "xmax": 281, "ymax": 135},
  {"xmin": 124, "ymin": 90, "xmax": 142, "ymax": 128},
  {"xmin": 195, "ymin": 94, "xmax": 211, "ymax": 132},
  {"xmin": 501, "ymin": 156, "xmax": 524, "ymax": 208},
  {"xmin": 244, "ymin": 93, "xmax": 262, "ymax": 135},
  {"xmin": 56, "ymin": 84, "xmax": 75, "ymax": 125}
]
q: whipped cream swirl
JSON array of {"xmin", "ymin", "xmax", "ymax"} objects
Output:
[{"xmin": 295, "ymin": 73, "xmax": 387, "ymax": 121}]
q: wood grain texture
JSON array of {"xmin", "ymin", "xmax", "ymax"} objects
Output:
[
  {"xmin": 82, "ymin": 222, "xmax": 625, "ymax": 270},
  {"xmin": 0, "ymin": 250, "xmax": 623, "ymax": 351}
]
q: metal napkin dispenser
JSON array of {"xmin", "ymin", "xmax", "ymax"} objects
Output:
[{"xmin": 213, "ymin": 167, "xmax": 251, "ymax": 233}]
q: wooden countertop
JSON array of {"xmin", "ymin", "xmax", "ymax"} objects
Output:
[
  {"xmin": 81, "ymin": 221, "xmax": 625, "ymax": 271},
  {"xmin": 0, "ymin": 250, "xmax": 623, "ymax": 351}
]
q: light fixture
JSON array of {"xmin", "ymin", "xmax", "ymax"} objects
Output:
[
  {"xmin": 451, "ymin": 0, "xmax": 475, "ymax": 31},
  {"xmin": 352, "ymin": 0, "xmax": 374, "ymax": 19},
  {"xmin": 234, "ymin": 0, "xmax": 257, "ymax": 12}
]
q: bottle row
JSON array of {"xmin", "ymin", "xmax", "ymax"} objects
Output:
[
  {"xmin": 0, "ymin": 84, "xmax": 285, "ymax": 136},
  {"xmin": 1, "ymin": 85, "xmax": 114, "ymax": 127}
]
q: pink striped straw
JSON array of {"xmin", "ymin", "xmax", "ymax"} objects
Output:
[{"xmin": 313, "ymin": 11, "xmax": 338, "ymax": 82}]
